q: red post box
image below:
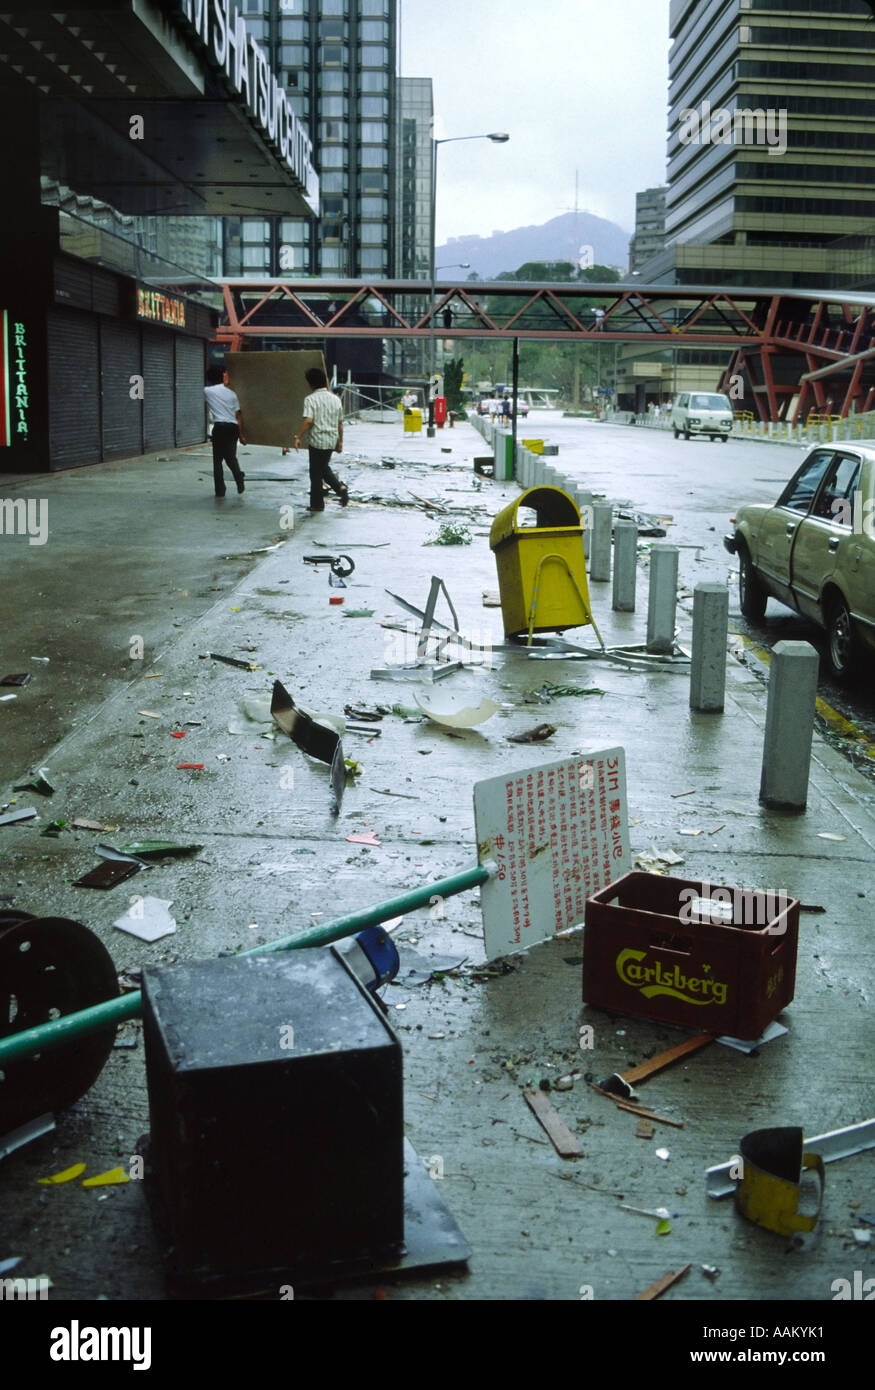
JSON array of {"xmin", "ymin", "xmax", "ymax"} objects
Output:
[{"xmin": 434, "ymin": 396, "xmax": 447, "ymax": 428}]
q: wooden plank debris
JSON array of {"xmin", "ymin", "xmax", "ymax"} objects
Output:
[
  {"xmin": 621, "ymin": 1034, "xmax": 713, "ymax": 1085},
  {"xmin": 523, "ymin": 1089, "xmax": 584, "ymax": 1158},
  {"xmin": 635, "ymin": 1264, "xmax": 691, "ymax": 1301},
  {"xmin": 590, "ymin": 1085, "xmax": 684, "ymax": 1129}
]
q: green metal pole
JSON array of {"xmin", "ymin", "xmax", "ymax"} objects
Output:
[{"xmin": 0, "ymin": 863, "xmax": 492, "ymax": 1067}]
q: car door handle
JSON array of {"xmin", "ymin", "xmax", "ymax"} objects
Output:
[
  {"xmin": 785, "ymin": 522, "xmax": 796, "ymax": 537},
  {"xmin": 828, "ymin": 536, "xmax": 840, "ymax": 553}
]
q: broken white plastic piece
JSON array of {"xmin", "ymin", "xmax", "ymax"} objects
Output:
[{"xmin": 113, "ymin": 896, "xmax": 176, "ymax": 943}]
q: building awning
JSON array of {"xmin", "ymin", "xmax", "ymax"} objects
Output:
[{"xmin": 0, "ymin": 3, "xmax": 319, "ymax": 217}]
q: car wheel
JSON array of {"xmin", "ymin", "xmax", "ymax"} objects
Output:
[
  {"xmin": 721, "ymin": 435, "xmax": 729, "ymax": 442},
  {"xmin": 738, "ymin": 546, "xmax": 767, "ymax": 621},
  {"xmin": 673, "ymin": 427, "xmax": 680, "ymax": 439},
  {"xmin": 825, "ymin": 595, "xmax": 857, "ymax": 681},
  {"xmin": 683, "ymin": 428, "xmax": 691, "ymax": 440}
]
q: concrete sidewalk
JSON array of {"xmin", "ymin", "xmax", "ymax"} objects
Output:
[{"xmin": 1, "ymin": 417, "xmax": 872, "ymax": 1302}]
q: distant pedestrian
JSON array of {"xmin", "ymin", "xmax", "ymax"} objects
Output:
[
  {"xmin": 204, "ymin": 364, "xmax": 245, "ymax": 497},
  {"xmin": 502, "ymin": 397, "xmax": 512, "ymax": 425},
  {"xmin": 294, "ymin": 367, "xmax": 348, "ymax": 512},
  {"xmin": 402, "ymin": 388, "xmax": 417, "ymax": 412}
]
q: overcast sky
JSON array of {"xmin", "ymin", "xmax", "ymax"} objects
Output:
[{"xmin": 400, "ymin": 0, "xmax": 672, "ymax": 244}]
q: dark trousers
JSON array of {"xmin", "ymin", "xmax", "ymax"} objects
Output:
[
  {"xmin": 308, "ymin": 446, "xmax": 344, "ymax": 511},
  {"xmin": 211, "ymin": 423, "xmax": 244, "ymax": 495}
]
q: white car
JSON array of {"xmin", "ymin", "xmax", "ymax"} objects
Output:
[{"xmin": 672, "ymin": 392, "xmax": 733, "ymax": 442}]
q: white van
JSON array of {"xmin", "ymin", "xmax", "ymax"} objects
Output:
[{"xmin": 671, "ymin": 392, "xmax": 734, "ymax": 442}]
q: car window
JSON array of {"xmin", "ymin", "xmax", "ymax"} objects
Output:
[
  {"xmin": 778, "ymin": 450, "xmax": 836, "ymax": 514},
  {"xmin": 690, "ymin": 394, "xmax": 731, "ymax": 410},
  {"xmin": 812, "ymin": 454, "xmax": 862, "ymax": 524},
  {"xmin": 677, "ymin": 395, "xmax": 688, "ymax": 408}
]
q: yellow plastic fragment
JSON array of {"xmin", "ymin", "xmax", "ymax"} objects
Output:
[
  {"xmin": 655, "ymin": 1218, "xmax": 672, "ymax": 1236},
  {"xmin": 82, "ymin": 1166, "xmax": 131, "ymax": 1187},
  {"xmin": 37, "ymin": 1163, "xmax": 86, "ymax": 1185}
]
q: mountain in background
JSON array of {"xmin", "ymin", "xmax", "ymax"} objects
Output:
[{"xmin": 436, "ymin": 210, "xmax": 631, "ymax": 280}]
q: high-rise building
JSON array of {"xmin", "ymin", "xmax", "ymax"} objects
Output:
[
  {"xmin": 642, "ymin": 0, "xmax": 875, "ymax": 288},
  {"xmin": 628, "ymin": 187, "xmax": 667, "ymax": 273},
  {"xmin": 395, "ymin": 77, "xmax": 434, "ymax": 281},
  {"xmin": 225, "ymin": 0, "xmax": 398, "ymax": 279}
]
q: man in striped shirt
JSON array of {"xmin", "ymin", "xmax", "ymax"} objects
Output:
[{"xmin": 294, "ymin": 367, "xmax": 348, "ymax": 512}]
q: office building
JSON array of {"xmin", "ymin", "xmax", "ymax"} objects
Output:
[
  {"xmin": 628, "ymin": 187, "xmax": 667, "ymax": 273},
  {"xmin": 640, "ymin": 0, "xmax": 875, "ymax": 289},
  {"xmin": 0, "ymin": 2, "xmax": 318, "ymax": 471},
  {"xmin": 227, "ymin": 0, "xmax": 398, "ymax": 279}
]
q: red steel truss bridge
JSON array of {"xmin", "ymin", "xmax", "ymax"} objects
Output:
[{"xmin": 213, "ymin": 278, "xmax": 875, "ymax": 423}]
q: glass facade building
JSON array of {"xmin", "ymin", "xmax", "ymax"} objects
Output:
[
  {"xmin": 224, "ymin": 0, "xmax": 398, "ymax": 278},
  {"xmin": 395, "ymin": 77, "xmax": 434, "ymax": 280},
  {"xmin": 646, "ymin": 0, "xmax": 875, "ymax": 288}
]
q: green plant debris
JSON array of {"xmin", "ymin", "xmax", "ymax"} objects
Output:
[
  {"xmin": 425, "ymin": 521, "xmax": 473, "ymax": 546},
  {"xmin": 41, "ymin": 819, "xmax": 68, "ymax": 837},
  {"xmin": 342, "ymin": 609, "xmax": 375, "ymax": 618},
  {"xmin": 344, "ymin": 758, "xmax": 363, "ymax": 782},
  {"xmin": 533, "ymin": 682, "xmax": 606, "ymax": 700},
  {"xmin": 13, "ymin": 774, "xmax": 55, "ymax": 797}
]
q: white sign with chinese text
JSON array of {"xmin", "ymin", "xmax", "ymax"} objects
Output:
[{"xmin": 473, "ymin": 749, "xmax": 630, "ymax": 960}]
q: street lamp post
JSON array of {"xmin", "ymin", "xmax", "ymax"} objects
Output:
[{"xmin": 429, "ymin": 133, "xmax": 508, "ymax": 437}]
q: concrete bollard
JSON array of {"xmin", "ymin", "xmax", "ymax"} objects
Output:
[
  {"xmin": 690, "ymin": 583, "xmax": 729, "ymax": 711},
  {"xmin": 646, "ymin": 545, "xmax": 679, "ymax": 653},
  {"xmin": 612, "ymin": 520, "xmax": 638, "ymax": 612},
  {"xmin": 575, "ymin": 488, "xmax": 594, "ymax": 561},
  {"xmin": 590, "ymin": 503, "xmax": 612, "ymax": 582},
  {"xmin": 759, "ymin": 641, "xmax": 819, "ymax": 812},
  {"xmin": 518, "ymin": 446, "xmax": 531, "ymax": 488}
]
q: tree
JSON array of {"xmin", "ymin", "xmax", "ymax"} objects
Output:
[
  {"xmin": 443, "ymin": 357, "xmax": 466, "ymax": 413},
  {"xmin": 472, "ymin": 261, "xmax": 622, "ymax": 405}
]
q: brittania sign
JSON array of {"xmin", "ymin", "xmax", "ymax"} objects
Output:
[
  {"xmin": 178, "ymin": 0, "xmax": 318, "ymax": 210},
  {"xmin": 136, "ymin": 288, "xmax": 186, "ymax": 329}
]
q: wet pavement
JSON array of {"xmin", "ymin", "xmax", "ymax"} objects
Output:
[{"xmin": 0, "ymin": 414, "xmax": 872, "ymax": 1303}]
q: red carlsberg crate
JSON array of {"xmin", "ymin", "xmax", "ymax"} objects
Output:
[{"xmin": 582, "ymin": 872, "xmax": 799, "ymax": 1040}]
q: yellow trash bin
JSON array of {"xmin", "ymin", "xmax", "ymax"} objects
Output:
[
  {"xmin": 489, "ymin": 486, "xmax": 602, "ymax": 644},
  {"xmin": 522, "ymin": 439, "xmax": 544, "ymax": 454},
  {"xmin": 403, "ymin": 409, "xmax": 422, "ymax": 434}
]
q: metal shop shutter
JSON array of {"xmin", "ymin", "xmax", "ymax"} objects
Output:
[
  {"xmin": 99, "ymin": 319, "xmax": 142, "ymax": 459},
  {"xmin": 47, "ymin": 308, "xmax": 100, "ymax": 469},
  {"xmin": 174, "ymin": 335, "xmax": 206, "ymax": 446},
  {"xmin": 142, "ymin": 329, "xmax": 174, "ymax": 453}
]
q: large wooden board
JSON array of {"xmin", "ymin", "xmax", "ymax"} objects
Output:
[{"xmin": 226, "ymin": 350, "xmax": 327, "ymax": 448}]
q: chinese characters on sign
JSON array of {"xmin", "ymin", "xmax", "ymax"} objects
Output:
[{"xmin": 474, "ymin": 750, "xmax": 630, "ymax": 959}]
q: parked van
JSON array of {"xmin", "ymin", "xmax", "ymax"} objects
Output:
[{"xmin": 671, "ymin": 392, "xmax": 733, "ymax": 442}]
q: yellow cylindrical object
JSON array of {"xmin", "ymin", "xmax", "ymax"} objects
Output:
[
  {"xmin": 736, "ymin": 1127, "xmax": 824, "ymax": 1238},
  {"xmin": 522, "ymin": 439, "xmax": 544, "ymax": 454},
  {"xmin": 489, "ymin": 486, "xmax": 593, "ymax": 637},
  {"xmin": 403, "ymin": 409, "xmax": 422, "ymax": 433}
]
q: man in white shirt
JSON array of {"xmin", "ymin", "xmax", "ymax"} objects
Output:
[
  {"xmin": 204, "ymin": 363, "xmax": 245, "ymax": 497},
  {"xmin": 293, "ymin": 367, "xmax": 348, "ymax": 512}
]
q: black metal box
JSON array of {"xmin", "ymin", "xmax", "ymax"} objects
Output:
[{"xmin": 142, "ymin": 949, "xmax": 404, "ymax": 1288}]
